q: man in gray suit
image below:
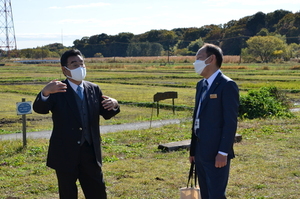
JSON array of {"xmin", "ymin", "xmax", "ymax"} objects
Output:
[
  {"xmin": 189, "ymin": 43, "xmax": 239, "ymax": 199},
  {"xmin": 33, "ymin": 49, "xmax": 120, "ymax": 199}
]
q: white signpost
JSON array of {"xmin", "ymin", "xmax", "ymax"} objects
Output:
[{"xmin": 16, "ymin": 98, "xmax": 32, "ymax": 147}]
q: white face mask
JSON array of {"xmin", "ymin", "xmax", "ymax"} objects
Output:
[
  {"xmin": 193, "ymin": 56, "xmax": 211, "ymax": 75},
  {"xmin": 64, "ymin": 66, "xmax": 86, "ymax": 81}
]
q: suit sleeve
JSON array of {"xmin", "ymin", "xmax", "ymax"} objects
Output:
[
  {"xmin": 219, "ymin": 80, "xmax": 239, "ymax": 154},
  {"xmin": 97, "ymin": 87, "xmax": 120, "ymax": 120},
  {"xmin": 33, "ymin": 92, "xmax": 52, "ymax": 114}
]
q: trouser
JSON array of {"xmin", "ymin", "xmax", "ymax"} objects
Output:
[
  {"xmin": 55, "ymin": 142, "xmax": 107, "ymax": 199},
  {"xmin": 195, "ymin": 156, "xmax": 231, "ymax": 199}
]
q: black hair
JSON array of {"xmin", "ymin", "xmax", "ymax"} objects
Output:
[
  {"xmin": 60, "ymin": 49, "xmax": 83, "ymax": 67},
  {"xmin": 204, "ymin": 43, "xmax": 223, "ymax": 68}
]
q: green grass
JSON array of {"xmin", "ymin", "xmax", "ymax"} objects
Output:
[
  {"xmin": 1, "ymin": 62, "xmax": 300, "ymax": 128},
  {"xmin": 0, "ymin": 61, "xmax": 300, "ymax": 198},
  {"xmin": 0, "ymin": 115, "xmax": 299, "ymax": 198},
  {"xmin": 0, "ymin": 103, "xmax": 191, "ymax": 135}
]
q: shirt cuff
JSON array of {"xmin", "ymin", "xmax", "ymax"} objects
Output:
[
  {"xmin": 218, "ymin": 151, "xmax": 228, "ymax": 156},
  {"xmin": 41, "ymin": 92, "xmax": 49, "ymax": 101},
  {"xmin": 112, "ymin": 105, "xmax": 119, "ymax": 111}
]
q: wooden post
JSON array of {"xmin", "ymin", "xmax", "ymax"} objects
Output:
[
  {"xmin": 22, "ymin": 98, "xmax": 27, "ymax": 147},
  {"xmin": 172, "ymin": 98, "xmax": 175, "ymax": 114}
]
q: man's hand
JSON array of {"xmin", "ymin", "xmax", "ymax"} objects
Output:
[
  {"xmin": 102, "ymin": 95, "xmax": 118, "ymax": 111},
  {"xmin": 42, "ymin": 80, "xmax": 67, "ymax": 97},
  {"xmin": 215, "ymin": 153, "xmax": 227, "ymax": 168}
]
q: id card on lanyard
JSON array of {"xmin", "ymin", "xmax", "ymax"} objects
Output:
[
  {"xmin": 194, "ymin": 103, "xmax": 201, "ymax": 134},
  {"xmin": 194, "ymin": 80, "xmax": 208, "ymax": 134},
  {"xmin": 194, "ymin": 118, "xmax": 200, "ymax": 129}
]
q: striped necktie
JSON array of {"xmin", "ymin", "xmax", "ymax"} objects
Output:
[{"xmin": 201, "ymin": 80, "xmax": 208, "ymax": 103}]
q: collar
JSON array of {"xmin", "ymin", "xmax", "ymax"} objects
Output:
[
  {"xmin": 204, "ymin": 69, "xmax": 221, "ymax": 90},
  {"xmin": 67, "ymin": 79, "xmax": 84, "ymax": 92}
]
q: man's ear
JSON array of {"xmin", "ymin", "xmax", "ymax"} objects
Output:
[
  {"xmin": 209, "ymin": 54, "xmax": 216, "ymax": 64},
  {"xmin": 61, "ymin": 66, "xmax": 68, "ymax": 76}
]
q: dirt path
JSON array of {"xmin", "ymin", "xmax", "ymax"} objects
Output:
[{"xmin": 0, "ymin": 119, "xmax": 182, "ymax": 141}]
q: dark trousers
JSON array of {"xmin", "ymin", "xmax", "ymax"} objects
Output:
[
  {"xmin": 195, "ymin": 157, "xmax": 231, "ymax": 199},
  {"xmin": 55, "ymin": 142, "xmax": 107, "ymax": 199}
]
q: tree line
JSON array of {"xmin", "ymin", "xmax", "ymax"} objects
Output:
[{"xmin": 2, "ymin": 9, "xmax": 300, "ymax": 63}]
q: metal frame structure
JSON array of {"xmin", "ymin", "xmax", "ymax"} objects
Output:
[{"xmin": 0, "ymin": 0, "xmax": 17, "ymax": 52}]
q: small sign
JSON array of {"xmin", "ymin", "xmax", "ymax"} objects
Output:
[
  {"xmin": 16, "ymin": 101, "xmax": 32, "ymax": 115},
  {"xmin": 153, "ymin": 91, "xmax": 178, "ymax": 102}
]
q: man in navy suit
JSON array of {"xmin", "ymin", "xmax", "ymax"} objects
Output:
[
  {"xmin": 33, "ymin": 49, "xmax": 120, "ymax": 199},
  {"xmin": 189, "ymin": 43, "xmax": 239, "ymax": 199}
]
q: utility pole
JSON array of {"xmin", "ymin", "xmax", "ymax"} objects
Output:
[{"xmin": 0, "ymin": 0, "xmax": 17, "ymax": 55}]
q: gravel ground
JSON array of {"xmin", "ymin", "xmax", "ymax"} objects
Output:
[{"xmin": 0, "ymin": 119, "xmax": 182, "ymax": 141}]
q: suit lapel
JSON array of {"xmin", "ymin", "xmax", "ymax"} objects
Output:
[
  {"xmin": 193, "ymin": 80, "xmax": 204, "ymax": 118},
  {"xmin": 83, "ymin": 81, "xmax": 95, "ymax": 121},
  {"xmin": 200, "ymin": 72, "xmax": 222, "ymax": 111},
  {"xmin": 195, "ymin": 80, "xmax": 204, "ymax": 106}
]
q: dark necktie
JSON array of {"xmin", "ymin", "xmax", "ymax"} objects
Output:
[
  {"xmin": 194, "ymin": 80, "xmax": 209, "ymax": 135},
  {"xmin": 200, "ymin": 80, "xmax": 208, "ymax": 103},
  {"xmin": 76, "ymin": 86, "xmax": 83, "ymax": 100}
]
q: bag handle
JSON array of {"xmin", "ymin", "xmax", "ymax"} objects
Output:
[{"xmin": 186, "ymin": 161, "xmax": 198, "ymax": 188}]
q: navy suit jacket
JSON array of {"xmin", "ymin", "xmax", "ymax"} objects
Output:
[
  {"xmin": 190, "ymin": 72, "xmax": 239, "ymax": 161},
  {"xmin": 33, "ymin": 80, "xmax": 120, "ymax": 171}
]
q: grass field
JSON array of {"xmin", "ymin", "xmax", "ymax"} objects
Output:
[
  {"xmin": 1, "ymin": 60, "xmax": 300, "ymax": 134},
  {"xmin": 0, "ymin": 59, "xmax": 300, "ymax": 198},
  {"xmin": 0, "ymin": 116, "xmax": 299, "ymax": 198}
]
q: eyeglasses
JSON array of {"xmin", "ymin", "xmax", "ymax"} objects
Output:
[{"xmin": 66, "ymin": 61, "xmax": 85, "ymax": 69}]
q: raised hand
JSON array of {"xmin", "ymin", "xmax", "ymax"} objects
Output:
[
  {"xmin": 102, "ymin": 95, "xmax": 118, "ymax": 111},
  {"xmin": 42, "ymin": 80, "xmax": 67, "ymax": 97}
]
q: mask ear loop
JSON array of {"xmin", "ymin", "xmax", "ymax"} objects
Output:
[
  {"xmin": 63, "ymin": 66, "xmax": 73, "ymax": 79},
  {"xmin": 202, "ymin": 55, "xmax": 211, "ymax": 68},
  {"xmin": 204, "ymin": 55, "xmax": 211, "ymax": 63}
]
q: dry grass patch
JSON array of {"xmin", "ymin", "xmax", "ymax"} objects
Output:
[
  {"xmin": 290, "ymin": 65, "xmax": 300, "ymax": 70},
  {"xmin": 222, "ymin": 65, "xmax": 247, "ymax": 69}
]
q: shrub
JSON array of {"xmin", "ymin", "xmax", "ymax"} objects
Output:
[{"xmin": 239, "ymin": 86, "xmax": 294, "ymax": 119}]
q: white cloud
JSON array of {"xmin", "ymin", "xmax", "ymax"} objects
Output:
[
  {"xmin": 49, "ymin": 2, "xmax": 110, "ymax": 10},
  {"xmin": 66, "ymin": 3, "xmax": 110, "ymax": 9},
  {"xmin": 58, "ymin": 17, "xmax": 142, "ymax": 27},
  {"xmin": 17, "ymin": 33, "xmax": 61, "ymax": 40},
  {"xmin": 49, "ymin": 6, "xmax": 62, "ymax": 9},
  {"xmin": 202, "ymin": 0, "xmax": 299, "ymax": 7},
  {"xmin": 240, "ymin": 0, "xmax": 299, "ymax": 6}
]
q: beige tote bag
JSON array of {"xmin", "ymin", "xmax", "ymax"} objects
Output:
[{"xmin": 179, "ymin": 162, "xmax": 201, "ymax": 199}]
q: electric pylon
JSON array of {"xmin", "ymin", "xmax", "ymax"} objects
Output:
[{"xmin": 0, "ymin": 0, "xmax": 17, "ymax": 53}]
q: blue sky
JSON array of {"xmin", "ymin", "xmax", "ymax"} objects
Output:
[{"xmin": 7, "ymin": 0, "xmax": 300, "ymax": 49}]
